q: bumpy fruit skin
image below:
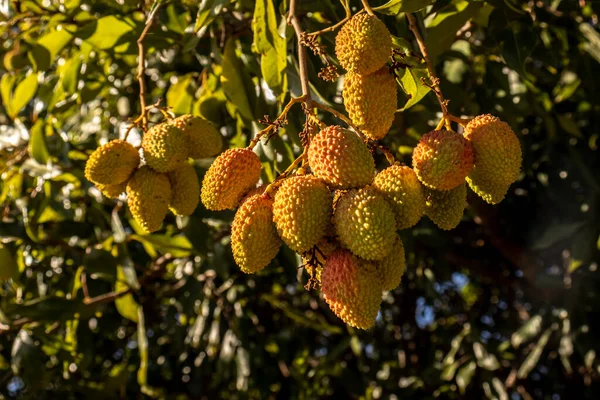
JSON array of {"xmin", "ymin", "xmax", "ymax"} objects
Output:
[
  {"xmin": 412, "ymin": 130, "xmax": 474, "ymax": 191},
  {"xmin": 321, "ymin": 249, "xmax": 382, "ymax": 329},
  {"xmin": 126, "ymin": 166, "xmax": 172, "ymax": 233},
  {"xmin": 334, "ymin": 187, "xmax": 397, "ymax": 261},
  {"xmin": 335, "ymin": 14, "xmax": 392, "ymax": 75},
  {"xmin": 373, "ymin": 165, "xmax": 426, "ymax": 230},
  {"xmin": 464, "ymin": 114, "xmax": 522, "ymax": 204},
  {"xmin": 142, "ymin": 124, "xmax": 188, "ymax": 172},
  {"xmin": 200, "ymin": 148, "xmax": 262, "ymax": 211},
  {"xmin": 231, "ymin": 194, "xmax": 281, "ymax": 274},
  {"xmin": 308, "ymin": 126, "xmax": 375, "ymax": 189},
  {"xmin": 170, "ymin": 115, "xmax": 223, "ymax": 159},
  {"xmin": 97, "ymin": 181, "xmax": 128, "ymax": 199},
  {"xmin": 167, "ymin": 163, "xmax": 200, "ymax": 216},
  {"xmin": 85, "ymin": 140, "xmax": 139, "ymax": 185},
  {"xmin": 343, "ymin": 67, "xmax": 397, "ymax": 140},
  {"xmin": 377, "ymin": 236, "xmax": 406, "ymax": 291},
  {"xmin": 424, "ymin": 182, "xmax": 467, "ymax": 230},
  {"xmin": 273, "ymin": 175, "xmax": 332, "ymax": 253}
]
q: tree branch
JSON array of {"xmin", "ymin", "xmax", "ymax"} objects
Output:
[
  {"xmin": 287, "ymin": 0, "xmax": 312, "ymax": 102},
  {"xmin": 136, "ymin": 2, "xmax": 163, "ymax": 131},
  {"xmin": 406, "ymin": 13, "xmax": 448, "ymax": 117}
]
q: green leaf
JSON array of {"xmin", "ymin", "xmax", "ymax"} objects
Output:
[
  {"xmin": 517, "ymin": 328, "xmax": 553, "ymax": 379},
  {"xmin": 253, "ymin": 0, "xmax": 287, "ymax": 95},
  {"xmin": 28, "ymin": 120, "xmax": 51, "ymax": 163},
  {"xmin": 194, "ymin": 0, "xmax": 230, "ymax": 35},
  {"xmin": 511, "ymin": 314, "xmax": 542, "ymax": 348},
  {"xmin": 0, "ymin": 73, "xmax": 16, "ymax": 118},
  {"xmin": 29, "ymin": 29, "xmax": 73, "ymax": 71},
  {"xmin": 374, "ymin": 0, "xmax": 435, "ymax": 15},
  {"xmin": 473, "ymin": 342, "xmax": 500, "ymax": 371},
  {"xmin": 166, "ymin": 73, "xmax": 195, "ymax": 115},
  {"xmin": 130, "ymin": 234, "xmax": 193, "ymax": 258},
  {"xmin": 0, "ymin": 244, "xmax": 17, "ymax": 281},
  {"xmin": 137, "ymin": 306, "xmax": 148, "ymax": 385},
  {"xmin": 425, "ymin": 1, "xmax": 483, "ymax": 59},
  {"xmin": 77, "ymin": 16, "xmax": 136, "ymax": 50},
  {"xmin": 221, "ymin": 39, "xmax": 254, "ymax": 121},
  {"xmin": 580, "ymin": 23, "xmax": 600, "ymax": 64},
  {"xmin": 10, "ymin": 72, "xmax": 38, "ymax": 118},
  {"xmin": 456, "ymin": 360, "xmax": 476, "ymax": 394},
  {"xmin": 114, "ymin": 267, "xmax": 139, "ymax": 323},
  {"xmin": 398, "ymin": 66, "xmax": 431, "ymax": 110}
]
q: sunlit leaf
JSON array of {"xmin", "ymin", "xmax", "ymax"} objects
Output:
[
  {"xmin": 373, "ymin": 0, "xmax": 435, "ymax": 15},
  {"xmin": 398, "ymin": 66, "xmax": 431, "ymax": 110},
  {"xmin": 9, "ymin": 72, "xmax": 38, "ymax": 119}
]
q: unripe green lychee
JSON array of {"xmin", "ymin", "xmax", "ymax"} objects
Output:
[
  {"xmin": 376, "ymin": 236, "xmax": 406, "ymax": 291},
  {"xmin": 335, "ymin": 13, "xmax": 392, "ymax": 75},
  {"xmin": 273, "ymin": 175, "xmax": 332, "ymax": 253},
  {"xmin": 126, "ymin": 166, "xmax": 172, "ymax": 233},
  {"xmin": 170, "ymin": 114, "xmax": 223, "ymax": 159},
  {"xmin": 373, "ymin": 165, "xmax": 426, "ymax": 230},
  {"xmin": 85, "ymin": 140, "xmax": 139, "ymax": 185},
  {"xmin": 167, "ymin": 163, "xmax": 200, "ymax": 216},
  {"xmin": 142, "ymin": 123, "xmax": 188, "ymax": 172},
  {"xmin": 424, "ymin": 182, "xmax": 467, "ymax": 230},
  {"xmin": 464, "ymin": 114, "xmax": 522, "ymax": 204},
  {"xmin": 343, "ymin": 67, "xmax": 397, "ymax": 140},
  {"xmin": 334, "ymin": 187, "xmax": 397, "ymax": 261},
  {"xmin": 231, "ymin": 194, "xmax": 281, "ymax": 274}
]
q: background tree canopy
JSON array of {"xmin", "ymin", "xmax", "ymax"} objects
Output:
[{"xmin": 1, "ymin": 0, "xmax": 600, "ymax": 398}]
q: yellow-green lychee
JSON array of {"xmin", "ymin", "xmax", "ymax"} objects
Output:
[
  {"xmin": 373, "ymin": 165, "xmax": 426, "ymax": 230},
  {"xmin": 142, "ymin": 123, "xmax": 188, "ymax": 172},
  {"xmin": 412, "ymin": 130, "xmax": 474, "ymax": 191},
  {"xmin": 200, "ymin": 148, "xmax": 262, "ymax": 211},
  {"xmin": 97, "ymin": 181, "xmax": 128, "ymax": 199},
  {"xmin": 424, "ymin": 182, "xmax": 467, "ymax": 230},
  {"xmin": 170, "ymin": 114, "xmax": 223, "ymax": 159},
  {"xmin": 377, "ymin": 236, "xmax": 406, "ymax": 291},
  {"xmin": 321, "ymin": 249, "xmax": 382, "ymax": 329},
  {"xmin": 343, "ymin": 67, "xmax": 397, "ymax": 140},
  {"xmin": 335, "ymin": 13, "xmax": 392, "ymax": 75},
  {"xmin": 231, "ymin": 194, "xmax": 281, "ymax": 274},
  {"xmin": 308, "ymin": 125, "xmax": 375, "ymax": 189},
  {"xmin": 464, "ymin": 114, "xmax": 522, "ymax": 204},
  {"xmin": 334, "ymin": 187, "xmax": 397, "ymax": 261},
  {"xmin": 85, "ymin": 140, "xmax": 139, "ymax": 185},
  {"xmin": 167, "ymin": 163, "xmax": 200, "ymax": 216},
  {"xmin": 273, "ymin": 175, "xmax": 332, "ymax": 253},
  {"xmin": 126, "ymin": 166, "xmax": 172, "ymax": 233}
]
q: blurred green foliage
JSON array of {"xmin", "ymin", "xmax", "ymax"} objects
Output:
[{"xmin": 1, "ymin": 0, "xmax": 600, "ymax": 398}]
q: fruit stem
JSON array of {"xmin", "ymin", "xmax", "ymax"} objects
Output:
[
  {"xmin": 136, "ymin": 1, "xmax": 163, "ymax": 132},
  {"xmin": 406, "ymin": 13, "xmax": 449, "ymax": 117},
  {"xmin": 306, "ymin": 8, "xmax": 357, "ymax": 36},
  {"xmin": 287, "ymin": 0, "xmax": 312, "ymax": 102},
  {"xmin": 123, "ymin": 100, "xmax": 163, "ymax": 141},
  {"xmin": 447, "ymin": 113, "xmax": 472, "ymax": 128},
  {"xmin": 311, "ymin": 101, "xmax": 367, "ymax": 141},
  {"xmin": 248, "ymin": 95, "xmax": 307, "ymax": 149},
  {"xmin": 361, "ymin": 0, "xmax": 375, "ymax": 16},
  {"xmin": 264, "ymin": 152, "xmax": 307, "ymax": 196}
]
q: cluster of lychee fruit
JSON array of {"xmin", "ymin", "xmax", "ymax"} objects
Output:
[{"xmin": 84, "ymin": 114, "xmax": 222, "ymax": 232}]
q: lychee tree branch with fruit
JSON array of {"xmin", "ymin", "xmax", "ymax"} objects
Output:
[{"xmin": 0, "ymin": 0, "xmax": 598, "ymax": 397}]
